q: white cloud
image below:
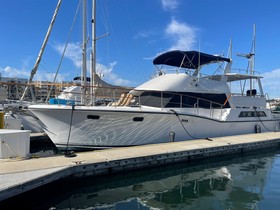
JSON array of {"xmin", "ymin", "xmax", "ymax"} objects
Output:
[
  {"xmin": 261, "ymin": 69, "xmax": 280, "ymax": 98},
  {"xmin": 53, "ymin": 42, "xmax": 82, "ymax": 68},
  {"xmin": 33, "ymin": 72, "xmax": 69, "ymax": 83},
  {"xmin": 96, "ymin": 62, "xmax": 131, "ymax": 86},
  {"xmin": 0, "ymin": 65, "xmax": 69, "ymax": 83},
  {"xmin": 0, "ymin": 66, "xmax": 30, "ymax": 78},
  {"xmin": 53, "ymin": 42, "xmax": 132, "ymax": 86},
  {"xmin": 161, "ymin": 0, "xmax": 179, "ymax": 10},
  {"xmin": 165, "ymin": 18, "xmax": 197, "ymax": 51},
  {"xmin": 134, "ymin": 30, "xmax": 154, "ymax": 39},
  {"xmin": 0, "ymin": 40, "xmax": 133, "ymax": 87}
]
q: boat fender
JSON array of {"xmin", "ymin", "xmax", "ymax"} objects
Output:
[
  {"xmin": 255, "ymin": 124, "xmax": 261, "ymax": 133},
  {"xmin": 169, "ymin": 131, "xmax": 175, "ymax": 142}
]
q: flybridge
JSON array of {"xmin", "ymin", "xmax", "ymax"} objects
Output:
[{"xmin": 153, "ymin": 50, "xmax": 231, "ymax": 69}]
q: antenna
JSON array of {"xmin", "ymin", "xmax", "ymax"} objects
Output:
[
  {"xmin": 236, "ymin": 24, "xmax": 256, "ymax": 96},
  {"xmin": 237, "ymin": 24, "xmax": 256, "ymax": 75},
  {"xmin": 227, "ymin": 38, "xmax": 232, "ymax": 59},
  {"xmin": 251, "ymin": 24, "xmax": 256, "ymax": 76}
]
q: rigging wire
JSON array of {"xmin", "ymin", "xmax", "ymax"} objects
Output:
[
  {"xmin": 46, "ymin": 0, "xmax": 82, "ymax": 102},
  {"xmin": 96, "ymin": 0, "xmax": 110, "ymax": 76},
  {"xmin": 98, "ymin": 0, "xmax": 109, "ymax": 33}
]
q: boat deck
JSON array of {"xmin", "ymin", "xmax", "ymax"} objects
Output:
[{"xmin": 1, "ymin": 131, "xmax": 280, "ymax": 201}]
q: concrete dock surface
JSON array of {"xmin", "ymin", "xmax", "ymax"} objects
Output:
[{"xmin": 1, "ymin": 131, "xmax": 280, "ymax": 201}]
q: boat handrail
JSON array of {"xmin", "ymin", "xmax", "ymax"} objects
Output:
[
  {"xmin": 230, "ymin": 68, "xmax": 261, "ymax": 76},
  {"xmin": 153, "ymin": 67, "xmax": 194, "ymax": 76},
  {"xmin": 152, "ymin": 67, "xmax": 262, "ymax": 78},
  {"xmin": 230, "ymin": 92, "xmax": 265, "ymax": 97}
]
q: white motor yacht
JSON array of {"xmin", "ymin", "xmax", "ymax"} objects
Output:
[{"xmin": 28, "ymin": 50, "xmax": 280, "ymax": 150}]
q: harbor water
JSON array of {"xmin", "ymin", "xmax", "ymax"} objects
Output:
[{"xmin": 1, "ymin": 147, "xmax": 280, "ymax": 210}]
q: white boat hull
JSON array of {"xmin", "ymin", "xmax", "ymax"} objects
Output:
[{"xmin": 29, "ymin": 105, "xmax": 280, "ymax": 150}]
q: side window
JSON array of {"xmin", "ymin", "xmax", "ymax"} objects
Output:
[
  {"xmin": 165, "ymin": 94, "xmax": 181, "ymax": 108},
  {"xmin": 239, "ymin": 111, "xmax": 267, "ymax": 118},
  {"xmin": 257, "ymin": 111, "xmax": 267, "ymax": 117}
]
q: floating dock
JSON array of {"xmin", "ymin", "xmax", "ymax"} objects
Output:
[{"xmin": 1, "ymin": 132, "xmax": 280, "ymax": 201}]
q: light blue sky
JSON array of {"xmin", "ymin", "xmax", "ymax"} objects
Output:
[{"xmin": 1, "ymin": 0, "xmax": 280, "ymax": 98}]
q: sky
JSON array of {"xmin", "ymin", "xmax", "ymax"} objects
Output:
[{"xmin": 1, "ymin": 0, "xmax": 280, "ymax": 98}]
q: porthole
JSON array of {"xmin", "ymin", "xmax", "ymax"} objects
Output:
[
  {"xmin": 133, "ymin": 117, "xmax": 144, "ymax": 122},
  {"xmin": 87, "ymin": 115, "xmax": 100, "ymax": 119}
]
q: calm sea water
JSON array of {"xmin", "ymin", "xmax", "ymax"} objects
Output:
[{"xmin": 1, "ymin": 148, "xmax": 280, "ymax": 210}]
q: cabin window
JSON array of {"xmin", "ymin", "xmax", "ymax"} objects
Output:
[
  {"xmin": 136, "ymin": 91, "xmax": 161, "ymax": 107},
  {"xmin": 131, "ymin": 91, "xmax": 230, "ymax": 108},
  {"xmin": 164, "ymin": 93, "xmax": 181, "ymax": 108},
  {"xmin": 238, "ymin": 111, "xmax": 267, "ymax": 118},
  {"xmin": 184, "ymin": 93, "xmax": 230, "ymax": 108}
]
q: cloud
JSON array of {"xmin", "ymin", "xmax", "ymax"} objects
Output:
[
  {"xmin": 0, "ymin": 66, "xmax": 30, "ymax": 78},
  {"xmin": 53, "ymin": 42, "xmax": 132, "ymax": 86},
  {"xmin": 133, "ymin": 30, "xmax": 154, "ymax": 39},
  {"xmin": 142, "ymin": 19, "xmax": 197, "ymax": 61},
  {"xmin": 5, "ymin": 40, "xmax": 133, "ymax": 86},
  {"xmin": 165, "ymin": 18, "xmax": 197, "ymax": 51},
  {"xmin": 0, "ymin": 65, "xmax": 69, "ymax": 83},
  {"xmin": 261, "ymin": 69, "xmax": 280, "ymax": 98},
  {"xmin": 96, "ymin": 62, "xmax": 131, "ymax": 86},
  {"xmin": 161, "ymin": 0, "xmax": 179, "ymax": 10},
  {"xmin": 33, "ymin": 72, "xmax": 69, "ymax": 83},
  {"xmin": 53, "ymin": 42, "xmax": 82, "ymax": 68}
]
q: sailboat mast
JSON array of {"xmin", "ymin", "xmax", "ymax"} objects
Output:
[
  {"xmin": 90, "ymin": 0, "xmax": 96, "ymax": 105},
  {"xmin": 81, "ymin": 0, "xmax": 87, "ymax": 105}
]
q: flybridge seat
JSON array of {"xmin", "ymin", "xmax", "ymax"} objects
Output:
[
  {"xmin": 246, "ymin": 89, "xmax": 257, "ymax": 96},
  {"xmin": 110, "ymin": 93, "xmax": 133, "ymax": 106}
]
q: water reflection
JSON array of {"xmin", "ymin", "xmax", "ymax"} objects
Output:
[{"xmin": 1, "ymin": 149, "xmax": 279, "ymax": 210}]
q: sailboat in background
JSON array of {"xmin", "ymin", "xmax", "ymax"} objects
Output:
[{"xmin": 52, "ymin": 74, "xmax": 130, "ymax": 106}]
